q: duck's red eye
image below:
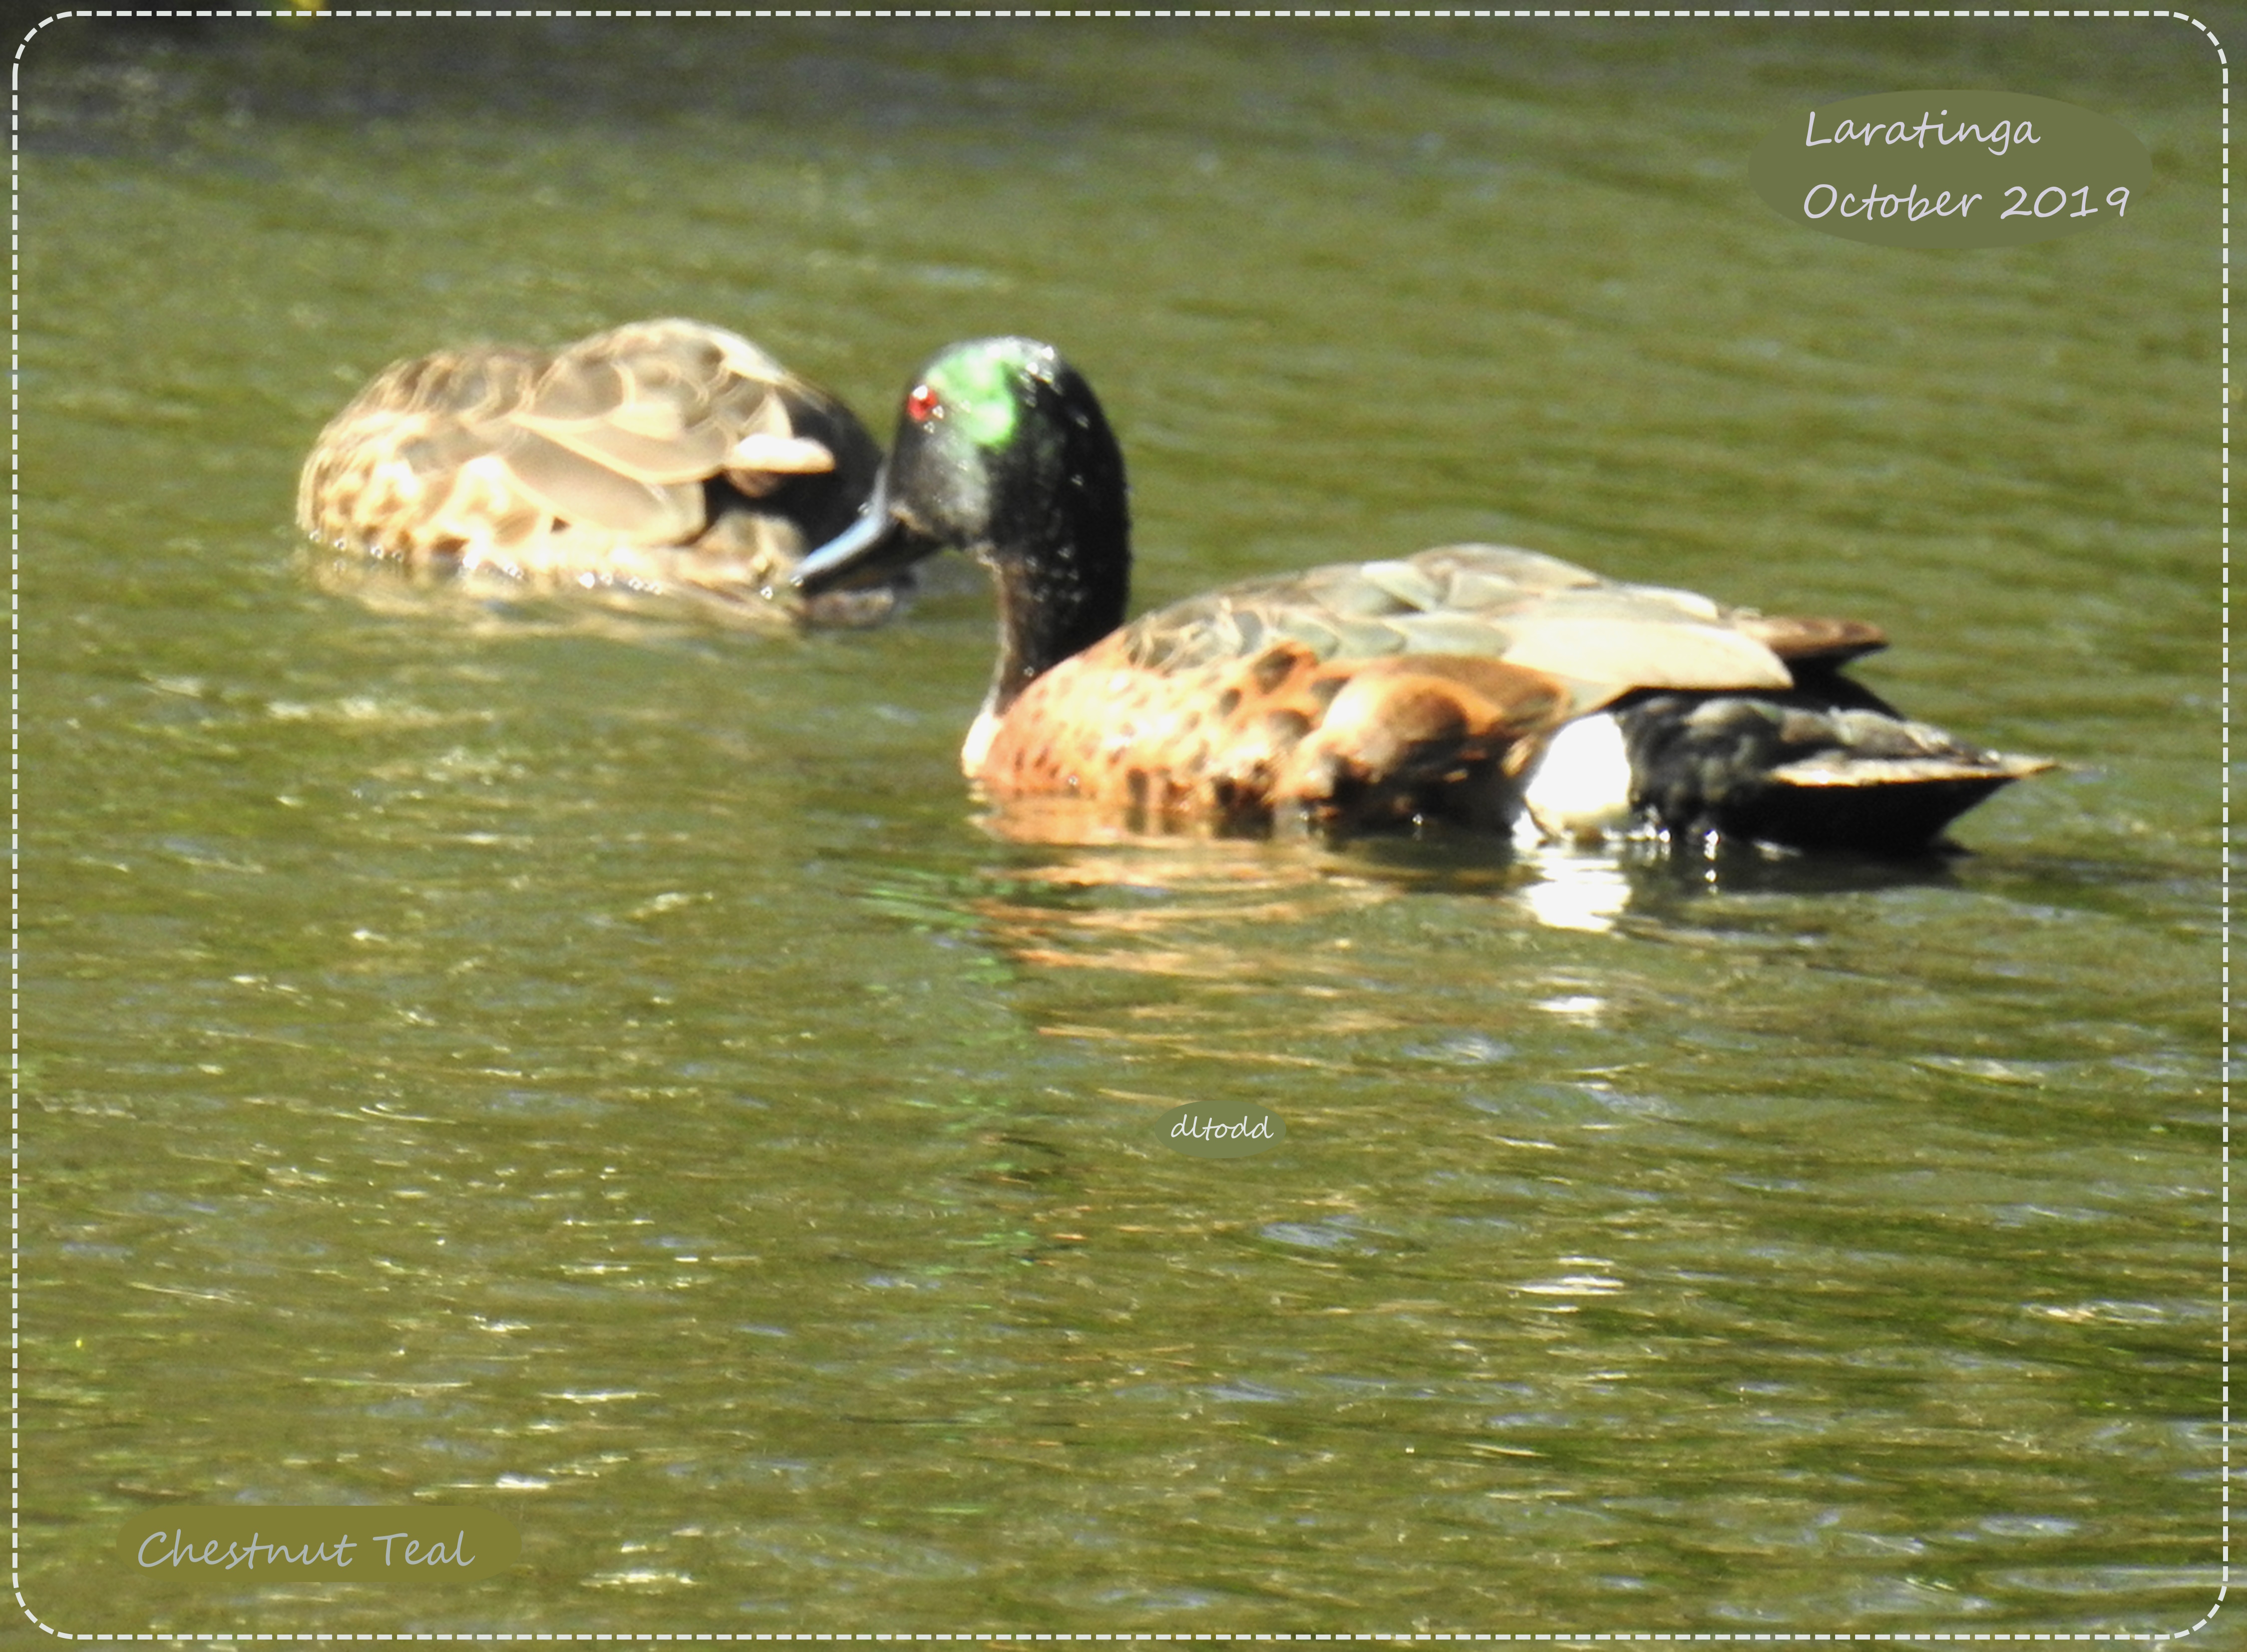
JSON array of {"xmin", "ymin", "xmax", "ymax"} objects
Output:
[{"xmin": 905, "ymin": 383, "xmax": 942, "ymax": 423}]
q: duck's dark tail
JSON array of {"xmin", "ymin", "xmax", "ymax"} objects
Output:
[{"xmin": 1613, "ymin": 686, "xmax": 2053, "ymax": 854}]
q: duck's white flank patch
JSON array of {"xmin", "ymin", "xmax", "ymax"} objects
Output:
[
  {"xmin": 1520, "ymin": 713, "xmax": 1636, "ymax": 843},
  {"xmin": 961, "ymin": 706, "xmax": 1005, "ymax": 777}
]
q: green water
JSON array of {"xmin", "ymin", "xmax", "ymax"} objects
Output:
[{"xmin": 17, "ymin": 14, "xmax": 2224, "ymax": 1641}]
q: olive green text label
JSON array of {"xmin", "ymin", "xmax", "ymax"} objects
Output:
[{"xmin": 117, "ymin": 1507, "xmax": 519, "ymax": 1585}]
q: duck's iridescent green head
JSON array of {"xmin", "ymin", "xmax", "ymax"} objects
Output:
[
  {"xmin": 796, "ymin": 337, "xmax": 1125, "ymax": 580},
  {"xmin": 915, "ymin": 336, "xmax": 1038, "ymax": 449},
  {"xmin": 795, "ymin": 337, "xmax": 1131, "ymax": 700}
]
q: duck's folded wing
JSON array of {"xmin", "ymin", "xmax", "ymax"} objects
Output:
[
  {"xmin": 511, "ymin": 320, "xmax": 837, "ymax": 489},
  {"xmin": 487, "ymin": 428, "xmax": 706, "ymax": 542},
  {"xmin": 1122, "ymin": 541, "xmax": 1870, "ymax": 712}
]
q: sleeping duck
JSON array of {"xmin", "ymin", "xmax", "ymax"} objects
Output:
[
  {"xmin": 299, "ymin": 319, "xmax": 905, "ymax": 626},
  {"xmin": 795, "ymin": 336, "xmax": 2052, "ymax": 852}
]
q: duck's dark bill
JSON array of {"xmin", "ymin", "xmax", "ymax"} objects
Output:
[{"xmin": 793, "ymin": 486, "xmax": 928, "ymax": 596}]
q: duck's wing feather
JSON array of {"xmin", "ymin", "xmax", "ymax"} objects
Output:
[
  {"xmin": 297, "ymin": 320, "xmax": 851, "ymax": 575},
  {"xmin": 511, "ymin": 320, "xmax": 836, "ymax": 486},
  {"xmin": 1120, "ymin": 542, "xmax": 1872, "ymax": 713},
  {"xmin": 1731, "ymin": 611, "xmax": 1889, "ymax": 666}
]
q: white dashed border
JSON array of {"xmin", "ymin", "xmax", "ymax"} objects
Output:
[{"xmin": 8, "ymin": 9, "xmax": 2229, "ymax": 1645}]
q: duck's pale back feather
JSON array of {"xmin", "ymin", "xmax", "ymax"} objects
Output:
[{"xmin": 1117, "ymin": 543, "xmax": 1876, "ymax": 718}]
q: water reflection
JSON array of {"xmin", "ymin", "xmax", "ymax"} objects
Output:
[
  {"xmin": 937, "ymin": 827, "xmax": 1977, "ymax": 987},
  {"xmin": 1513, "ymin": 846, "xmax": 1634, "ymax": 934},
  {"xmin": 305, "ymin": 548, "xmax": 846, "ymax": 643}
]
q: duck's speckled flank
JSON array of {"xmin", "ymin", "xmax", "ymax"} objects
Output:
[{"xmin": 976, "ymin": 631, "xmax": 1571, "ymax": 834}]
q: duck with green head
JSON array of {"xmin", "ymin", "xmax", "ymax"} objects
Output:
[{"xmin": 797, "ymin": 337, "xmax": 2051, "ymax": 852}]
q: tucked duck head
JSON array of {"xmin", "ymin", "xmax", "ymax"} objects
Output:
[
  {"xmin": 298, "ymin": 318, "xmax": 904, "ymax": 628},
  {"xmin": 796, "ymin": 338, "xmax": 1132, "ymax": 720}
]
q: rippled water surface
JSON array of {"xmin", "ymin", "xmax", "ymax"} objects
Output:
[{"xmin": 17, "ymin": 14, "xmax": 2225, "ymax": 1641}]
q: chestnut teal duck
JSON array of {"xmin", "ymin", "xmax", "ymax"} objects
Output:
[
  {"xmin": 796, "ymin": 336, "xmax": 2051, "ymax": 851},
  {"xmin": 299, "ymin": 319, "xmax": 904, "ymax": 626}
]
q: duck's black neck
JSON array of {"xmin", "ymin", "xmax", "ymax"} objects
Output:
[
  {"xmin": 981, "ymin": 375, "xmax": 1131, "ymax": 716},
  {"xmin": 986, "ymin": 526, "xmax": 1130, "ymax": 711}
]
